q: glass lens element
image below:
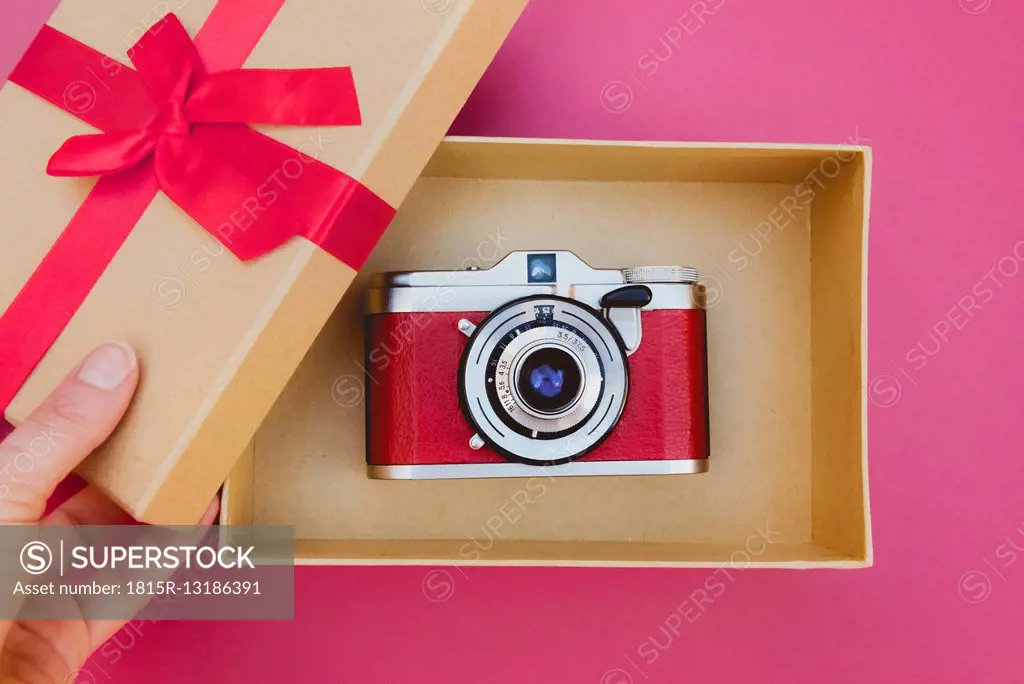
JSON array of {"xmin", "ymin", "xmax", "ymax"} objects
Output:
[{"xmin": 516, "ymin": 346, "xmax": 582, "ymax": 414}]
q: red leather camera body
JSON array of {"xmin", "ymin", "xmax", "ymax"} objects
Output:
[{"xmin": 363, "ymin": 252, "xmax": 709, "ymax": 480}]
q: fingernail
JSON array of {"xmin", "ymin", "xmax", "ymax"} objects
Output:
[{"xmin": 77, "ymin": 342, "xmax": 137, "ymax": 390}]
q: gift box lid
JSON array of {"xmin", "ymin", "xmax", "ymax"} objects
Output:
[{"xmin": 0, "ymin": 0, "xmax": 529, "ymax": 524}]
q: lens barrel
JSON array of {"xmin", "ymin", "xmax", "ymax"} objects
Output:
[
  {"xmin": 457, "ymin": 295, "xmax": 630, "ymax": 465},
  {"xmin": 515, "ymin": 346, "xmax": 584, "ymax": 415}
]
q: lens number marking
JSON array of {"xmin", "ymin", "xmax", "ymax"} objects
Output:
[
  {"xmin": 555, "ymin": 328, "xmax": 588, "ymax": 355},
  {"xmin": 494, "ymin": 358, "xmax": 518, "ymax": 414}
]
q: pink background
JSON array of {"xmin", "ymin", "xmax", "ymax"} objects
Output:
[{"xmin": 3, "ymin": 0, "xmax": 1024, "ymax": 681}]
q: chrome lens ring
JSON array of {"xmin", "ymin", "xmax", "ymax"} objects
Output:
[
  {"xmin": 458, "ymin": 295, "xmax": 629, "ymax": 465},
  {"xmin": 509, "ymin": 342, "xmax": 587, "ymax": 419},
  {"xmin": 495, "ymin": 328, "xmax": 599, "ymax": 431}
]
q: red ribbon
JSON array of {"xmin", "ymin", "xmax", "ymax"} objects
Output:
[{"xmin": 1, "ymin": 7, "xmax": 396, "ymax": 413}]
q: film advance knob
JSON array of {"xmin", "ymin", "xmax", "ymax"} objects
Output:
[{"xmin": 622, "ymin": 266, "xmax": 699, "ymax": 284}]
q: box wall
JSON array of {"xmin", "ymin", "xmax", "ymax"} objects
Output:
[{"xmin": 810, "ymin": 151, "xmax": 871, "ymax": 561}]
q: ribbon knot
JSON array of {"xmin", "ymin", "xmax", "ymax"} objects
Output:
[
  {"xmin": 152, "ymin": 100, "xmax": 191, "ymax": 137},
  {"xmin": 41, "ymin": 13, "xmax": 363, "ymax": 260}
]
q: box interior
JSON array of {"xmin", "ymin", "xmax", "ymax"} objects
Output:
[{"xmin": 223, "ymin": 138, "xmax": 870, "ymax": 567}]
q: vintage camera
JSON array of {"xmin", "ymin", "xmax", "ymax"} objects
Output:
[{"xmin": 363, "ymin": 251, "xmax": 709, "ymax": 479}]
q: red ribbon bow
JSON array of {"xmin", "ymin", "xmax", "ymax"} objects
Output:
[
  {"xmin": 37, "ymin": 13, "xmax": 363, "ymax": 260},
  {"xmin": 1, "ymin": 7, "xmax": 395, "ymax": 413}
]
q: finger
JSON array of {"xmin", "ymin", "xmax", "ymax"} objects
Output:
[
  {"xmin": 83, "ymin": 496, "xmax": 220, "ymax": 650},
  {"xmin": 0, "ymin": 621, "xmax": 85, "ymax": 684},
  {"xmin": 0, "ymin": 343, "xmax": 138, "ymax": 523},
  {"xmin": 47, "ymin": 485, "xmax": 136, "ymax": 527},
  {"xmin": 197, "ymin": 495, "xmax": 221, "ymax": 526}
]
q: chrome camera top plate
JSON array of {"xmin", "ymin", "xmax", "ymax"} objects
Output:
[{"xmin": 365, "ymin": 251, "xmax": 703, "ymax": 358}]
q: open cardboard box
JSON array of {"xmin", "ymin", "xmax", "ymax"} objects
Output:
[
  {"xmin": 221, "ymin": 137, "xmax": 872, "ymax": 568},
  {"xmin": 1, "ymin": 0, "xmax": 530, "ymax": 526}
]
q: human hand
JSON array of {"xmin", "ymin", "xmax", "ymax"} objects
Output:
[{"xmin": 0, "ymin": 343, "xmax": 217, "ymax": 684}]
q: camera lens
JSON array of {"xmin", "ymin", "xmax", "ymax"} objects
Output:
[
  {"xmin": 459, "ymin": 295, "xmax": 630, "ymax": 465},
  {"xmin": 516, "ymin": 346, "xmax": 583, "ymax": 415}
]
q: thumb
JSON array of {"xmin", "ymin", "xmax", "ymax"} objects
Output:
[{"xmin": 0, "ymin": 343, "xmax": 138, "ymax": 523}]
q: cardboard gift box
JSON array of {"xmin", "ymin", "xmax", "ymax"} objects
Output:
[
  {"xmin": 222, "ymin": 137, "xmax": 873, "ymax": 568},
  {"xmin": 0, "ymin": 0, "xmax": 528, "ymax": 524}
]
